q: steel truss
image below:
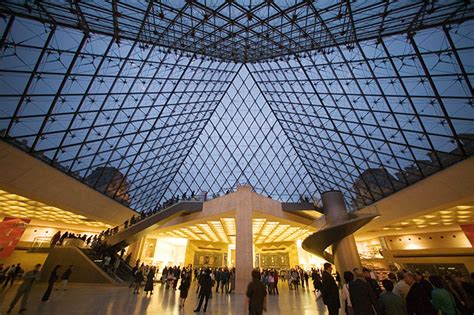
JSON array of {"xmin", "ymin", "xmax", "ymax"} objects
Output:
[{"xmin": 0, "ymin": 1, "xmax": 473, "ymax": 211}]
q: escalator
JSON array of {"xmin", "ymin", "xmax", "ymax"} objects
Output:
[
  {"xmin": 80, "ymin": 248, "xmax": 134, "ymax": 283},
  {"xmin": 104, "ymin": 201, "xmax": 203, "ymax": 252},
  {"xmin": 40, "ymin": 201, "xmax": 203, "ymax": 284}
]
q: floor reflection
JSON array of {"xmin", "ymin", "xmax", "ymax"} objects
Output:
[{"xmin": 0, "ymin": 280, "xmax": 335, "ymax": 314}]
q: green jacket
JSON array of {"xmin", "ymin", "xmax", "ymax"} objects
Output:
[{"xmin": 431, "ymin": 288, "xmax": 458, "ymax": 315}]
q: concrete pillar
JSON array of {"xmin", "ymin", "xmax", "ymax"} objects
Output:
[
  {"xmin": 235, "ymin": 185, "xmax": 254, "ymax": 294},
  {"xmin": 128, "ymin": 237, "xmax": 145, "ymax": 266},
  {"xmin": 322, "ymin": 190, "xmax": 361, "ymax": 273}
]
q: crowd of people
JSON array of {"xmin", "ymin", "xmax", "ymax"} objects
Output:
[
  {"xmin": 49, "ymin": 230, "xmax": 98, "ymax": 247},
  {"xmin": 318, "ymin": 263, "xmax": 474, "ymax": 315},
  {"xmin": 0, "ymin": 264, "xmax": 24, "ymax": 288},
  {"xmin": 101, "ymin": 191, "xmax": 201, "ymax": 236},
  {"xmin": 125, "ymin": 264, "xmax": 194, "ymax": 309},
  {"xmin": 1, "ymin": 263, "xmax": 74, "ymax": 314},
  {"xmin": 284, "ymin": 267, "xmax": 311, "ymax": 290},
  {"xmin": 125, "ymin": 264, "xmax": 269, "ymax": 312},
  {"xmin": 4, "ymin": 255, "xmax": 474, "ymax": 314}
]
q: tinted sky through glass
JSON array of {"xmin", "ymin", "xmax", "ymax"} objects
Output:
[{"xmin": 0, "ymin": 2, "xmax": 473, "ymax": 212}]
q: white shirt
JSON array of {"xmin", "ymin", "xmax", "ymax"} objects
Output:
[
  {"xmin": 104, "ymin": 256, "xmax": 111, "ymax": 266},
  {"xmin": 341, "ymin": 283, "xmax": 352, "ymax": 307},
  {"xmin": 393, "ymin": 280, "xmax": 410, "ymax": 300}
]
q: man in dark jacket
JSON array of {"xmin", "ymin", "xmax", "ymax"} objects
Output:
[
  {"xmin": 215, "ymin": 268, "xmax": 221, "ymax": 293},
  {"xmin": 246, "ymin": 270, "xmax": 267, "ymax": 315},
  {"xmin": 363, "ymin": 268, "xmax": 382, "ymax": 299},
  {"xmin": 194, "ymin": 269, "xmax": 213, "ymax": 312},
  {"xmin": 321, "ymin": 263, "xmax": 340, "ymax": 315},
  {"xmin": 349, "ymin": 270, "xmax": 380, "ymax": 314},
  {"xmin": 406, "ymin": 272, "xmax": 435, "ymax": 315}
]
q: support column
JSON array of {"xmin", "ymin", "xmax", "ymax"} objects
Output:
[
  {"xmin": 235, "ymin": 185, "xmax": 254, "ymax": 294},
  {"xmin": 128, "ymin": 236, "xmax": 146, "ymax": 266},
  {"xmin": 322, "ymin": 190, "xmax": 361, "ymax": 273}
]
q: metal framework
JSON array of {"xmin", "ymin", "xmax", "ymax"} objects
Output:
[
  {"xmin": 1, "ymin": 1, "xmax": 473, "ymax": 62},
  {"xmin": 0, "ymin": 1, "xmax": 473, "ymax": 212}
]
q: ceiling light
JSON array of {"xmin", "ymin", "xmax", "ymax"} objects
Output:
[{"xmin": 439, "ymin": 211, "xmax": 452, "ymax": 214}]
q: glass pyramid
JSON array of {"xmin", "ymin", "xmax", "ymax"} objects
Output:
[
  {"xmin": 0, "ymin": 1, "xmax": 473, "ymax": 212},
  {"xmin": 168, "ymin": 65, "xmax": 317, "ymax": 202}
]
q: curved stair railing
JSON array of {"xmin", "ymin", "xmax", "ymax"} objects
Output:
[{"xmin": 302, "ymin": 211, "xmax": 379, "ymax": 263}]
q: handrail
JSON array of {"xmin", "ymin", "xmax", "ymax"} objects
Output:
[{"xmin": 102, "ymin": 200, "xmax": 204, "ymax": 238}]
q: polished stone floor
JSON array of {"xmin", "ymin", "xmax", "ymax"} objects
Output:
[{"xmin": 0, "ymin": 280, "xmax": 334, "ymax": 314}]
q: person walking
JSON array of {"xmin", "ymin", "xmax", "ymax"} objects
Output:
[
  {"xmin": 273, "ymin": 270, "xmax": 279, "ymax": 295},
  {"xmin": 194, "ymin": 269, "xmax": 213, "ymax": 313},
  {"xmin": 394, "ymin": 271, "xmax": 411, "ymax": 308},
  {"xmin": 268, "ymin": 272, "xmax": 275, "ymax": 295},
  {"xmin": 429, "ymin": 275, "xmax": 458, "ymax": 315},
  {"xmin": 2, "ymin": 265, "xmax": 16, "ymax": 288},
  {"xmin": 50, "ymin": 231, "xmax": 61, "ymax": 247},
  {"xmin": 144, "ymin": 267, "xmax": 155, "ymax": 296},
  {"xmin": 349, "ymin": 269, "xmax": 380, "ymax": 315},
  {"xmin": 215, "ymin": 268, "xmax": 221, "ymax": 293},
  {"xmin": 363, "ymin": 268, "xmax": 382, "ymax": 300},
  {"xmin": 113, "ymin": 257, "xmax": 120, "ymax": 277},
  {"xmin": 379, "ymin": 279, "xmax": 406, "ymax": 315},
  {"xmin": 42, "ymin": 265, "xmax": 61, "ymax": 302},
  {"xmin": 133, "ymin": 267, "xmax": 144, "ymax": 295},
  {"xmin": 304, "ymin": 271, "xmax": 309, "ymax": 288},
  {"xmin": 6, "ymin": 264, "xmax": 42, "ymax": 314},
  {"xmin": 321, "ymin": 263, "xmax": 340, "ymax": 315},
  {"xmin": 4, "ymin": 263, "xmax": 22, "ymax": 288},
  {"xmin": 312, "ymin": 269, "xmax": 323, "ymax": 293},
  {"xmin": 129, "ymin": 264, "xmax": 139, "ymax": 289},
  {"xmin": 56, "ymin": 265, "xmax": 73, "ymax": 291},
  {"xmin": 221, "ymin": 267, "xmax": 230, "ymax": 294},
  {"xmin": 103, "ymin": 255, "xmax": 111, "ymax": 273},
  {"xmin": 341, "ymin": 271, "xmax": 354, "ymax": 315},
  {"xmin": 286, "ymin": 270, "xmax": 292, "ymax": 290},
  {"xmin": 179, "ymin": 272, "xmax": 191, "ymax": 310},
  {"xmin": 300, "ymin": 269, "xmax": 305, "ymax": 289},
  {"xmin": 229, "ymin": 268, "xmax": 236, "ymax": 294},
  {"xmin": 406, "ymin": 272, "xmax": 435, "ymax": 315},
  {"xmin": 246, "ymin": 270, "xmax": 267, "ymax": 315}
]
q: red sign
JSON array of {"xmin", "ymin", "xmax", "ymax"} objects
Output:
[
  {"xmin": 461, "ymin": 224, "xmax": 474, "ymax": 248},
  {"xmin": 0, "ymin": 217, "xmax": 30, "ymax": 259}
]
